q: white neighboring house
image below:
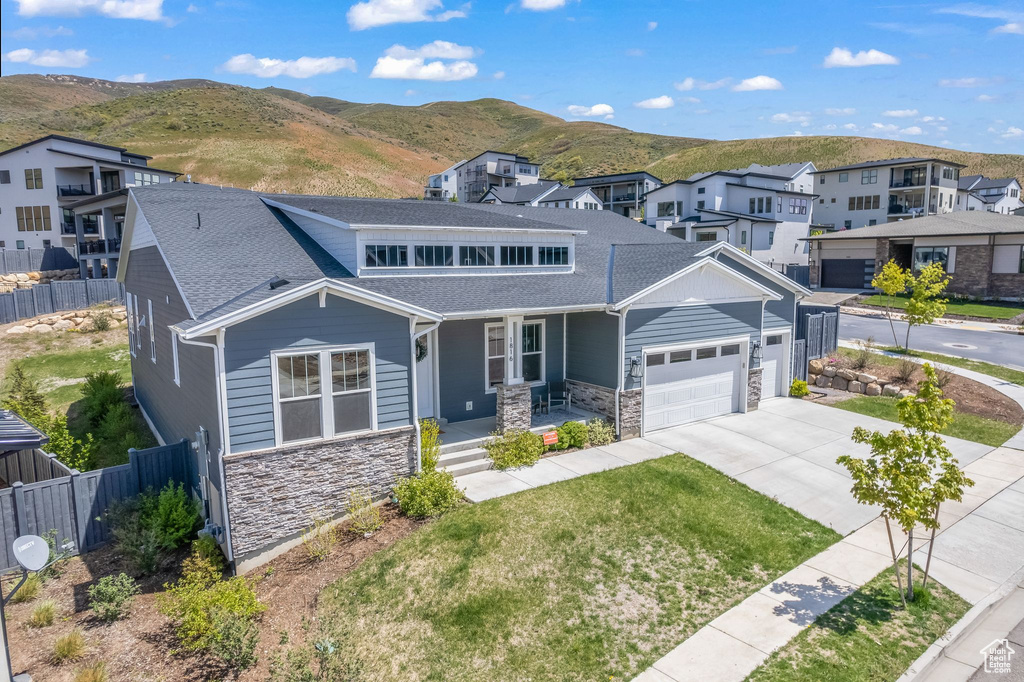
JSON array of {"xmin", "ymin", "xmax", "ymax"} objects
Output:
[
  {"xmin": 644, "ymin": 162, "xmax": 817, "ymax": 267},
  {"xmin": 572, "ymin": 171, "xmax": 661, "ymax": 219},
  {"xmin": 812, "ymin": 157, "xmax": 964, "ymax": 230},
  {"xmin": 480, "ymin": 181, "xmax": 603, "ymax": 210},
  {"xmin": 535, "ymin": 185, "xmax": 603, "ymax": 210},
  {"xmin": 423, "ymin": 159, "xmax": 466, "ymax": 201},
  {"xmin": 454, "ymin": 150, "xmax": 540, "ymax": 204},
  {"xmin": 0, "ymin": 134, "xmax": 178, "ymax": 273},
  {"xmin": 958, "ymin": 175, "xmax": 1023, "ymax": 214}
]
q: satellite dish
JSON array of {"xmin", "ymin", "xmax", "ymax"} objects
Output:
[{"xmin": 12, "ymin": 535, "xmax": 48, "ymax": 572}]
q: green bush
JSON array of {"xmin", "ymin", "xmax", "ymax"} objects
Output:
[
  {"xmin": 192, "ymin": 535, "xmax": 225, "ymax": 572},
  {"xmin": 152, "ymin": 482, "xmax": 203, "ymax": 550},
  {"xmin": 419, "ymin": 418, "xmax": 441, "ymax": 471},
  {"xmin": 393, "ymin": 469, "xmax": 461, "ymax": 518},
  {"xmin": 346, "ymin": 489, "xmax": 383, "ymax": 536},
  {"xmin": 96, "ymin": 402, "xmax": 135, "ymax": 444},
  {"xmin": 107, "ymin": 482, "xmax": 201, "ymax": 575},
  {"xmin": 158, "ymin": 549, "xmax": 265, "ymax": 670},
  {"xmin": 270, "ymin": 633, "xmax": 363, "ymax": 682},
  {"xmin": 80, "ymin": 371, "xmax": 124, "ymax": 426},
  {"xmin": 586, "ymin": 418, "xmax": 615, "ymax": 446},
  {"xmin": 91, "ymin": 312, "xmax": 112, "ymax": 332},
  {"xmin": 557, "ymin": 421, "xmax": 588, "ymax": 449},
  {"xmin": 484, "ymin": 429, "xmax": 543, "ymax": 470},
  {"xmin": 88, "ymin": 573, "xmax": 140, "ymax": 622},
  {"xmin": 2, "ymin": 366, "xmax": 92, "ymax": 471},
  {"xmin": 790, "ymin": 379, "xmax": 810, "ymax": 397}
]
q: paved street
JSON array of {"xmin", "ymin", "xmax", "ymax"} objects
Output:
[{"xmin": 840, "ymin": 313, "xmax": 1024, "ymax": 369}]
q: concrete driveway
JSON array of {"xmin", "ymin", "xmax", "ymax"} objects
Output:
[{"xmin": 644, "ymin": 398, "xmax": 994, "ymax": 535}]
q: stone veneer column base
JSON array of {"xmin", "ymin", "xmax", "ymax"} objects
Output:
[
  {"xmin": 496, "ymin": 382, "xmax": 532, "ymax": 433},
  {"xmin": 619, "ymin": 389, "xmax": 642, "ymax": 440},
  {"xmin": 747, "ymin": 367, "xmax": 763, "ymax": 411},
  {"xmin": 223, "ymin": 425, "xmax": 417, "ymax": 565},
  {"xmin": 565, "ymin": 379, "xmax": 616, "ymax": 421}
]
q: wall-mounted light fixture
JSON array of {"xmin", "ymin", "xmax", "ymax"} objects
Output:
[
  {"xmin": 629, "ymin": 356, "xmax": 644, "ymax": 379},
  {"xmin": 751, "ymin": 340, "xmax": 763, "ymax": 363}
]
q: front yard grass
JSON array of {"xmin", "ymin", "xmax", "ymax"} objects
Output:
[
  {"xmin": 834, "ymin": 395, "xmax": 1019, "ymax": 447},
  {"xmin": 747, "ymin": 564, "xmax": 969, "ymax": 682},
  {"xmin": 859, "ymin": 293, "xmax": 1024, "ymax": 320},
  {"xmin": 318, "ymin": 454, "xmax": 841, "ymax": 681}
]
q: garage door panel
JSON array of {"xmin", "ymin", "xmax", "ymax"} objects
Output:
[
  {"xmin": 762, "ymin": 359, "xmax": 778, "ymax": 398},
  {"xmin": 644, "ymin": 353, "xmax": 743, "ymax": 432}
]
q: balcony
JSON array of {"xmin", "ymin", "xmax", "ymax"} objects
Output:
[
  {"xmin": 57, "ymin": 184, "xmax": 95, "ymax": 198},
  {"xmin": 61, "ymin": 222, "xmax": 76, "ymax": 235},
  {"xmin": 612, "ymin": 193, "xmax": 637, "ymax": 203},
  {"xmin": 77, "ymin": 238, "xmax": 121, "ymax": 256}
]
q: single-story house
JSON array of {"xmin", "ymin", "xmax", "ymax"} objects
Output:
[
  {"xmin": 805, "ymin": 211, "xmax": 1024, "ymax": 298},
  {"xmin": 116, "ymin": 182, "xmax": 809, "ymax": 570}
]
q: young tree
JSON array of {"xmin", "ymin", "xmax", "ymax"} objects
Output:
[
  {"xmin": 903, "ymin": 261, "xmax": 950, "ymax": 350},
  {"xmin": 837, "ymin": 364, "xmax": 973, "ymax": 602},
  {"xmin": 870, "ymin": 260, "xmax": 911, "ymax": 351}
]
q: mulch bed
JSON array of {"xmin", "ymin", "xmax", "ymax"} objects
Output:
[{"xmin": 6, "ymin": 504, "xmax": 425, "ymax": 682}]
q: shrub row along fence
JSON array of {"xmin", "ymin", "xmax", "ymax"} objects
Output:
[
  {"xmin": 0, "ymin": 247, "xmax": 77, "ymax": 275},
  {"xmin": 0, "ymin": 279, "xmax": 124, "ymax": 325},
  {"xmin": 793, "ymin": 304, "xmax": 840, "ymax": 382},
  {"xmin": 0, "ymin": 439, "xmax": 196, "ymax": 571}
]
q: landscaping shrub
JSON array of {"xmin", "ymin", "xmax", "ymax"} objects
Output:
[
  {"xmin": 88, "ymin": 573, "xmax": 140, "ymax": 622},
  {"xmin": 484, "ymin": 429, "xmax": 543, "ymax": 469},
  {"xmin": 851, "ymin": 337, "xmax": 875, "ymax": 370},
  {"xmin": 302, "ymin": 512, "xmax": 337, "ymax": 562},
  {"xmin": 152, "ymin": 482, "xmax": 203, "ymax": 550},
  {"xmin": 192, "ymin": 535, "xmax": 225, "ymax": 572},
  {"xmin": 73, "ymin": 661, "xmax": 108, "ymax": 682},
  {"xmin": 109, "ymin": 499, "xmax": 162, "ymax": 575},
  {"xmin": 270, "ymin": 634, "xmax": 363, "ymax": 682},
  {"xmin": 790, "ymin": 379, "xmax": 810, "ymax": 397},
  {"xmin": 934, "ymin": 365, "xmax": 955, "ymax": 389},
  {"xmin": 557, "ymin": 420, "xmax": 588, "ymax": 450},
  {"xmin": 107, "ymin": 482, "xmax": 201, "ymax": 575},
  {"xmin": 10, "ymin": 574, "xmax": 40, "ymax": 603},
  {"xmin": 52, "ymin": 629, "xmax": 86, "ymax": 664},
  {"xmin": 586, "ymin": 418, "xmax": 615, "ymax": 446},
  {"xmin": 28, "ymin": 599, "xmax": 56, "ymax": 628},
  {"xmin": 92, "ymin": 312, "xmax": 112, "ymax": 332},
  {"xmin": 896, "ymin": 358, "xmax": 917, "ymax": 385},
  {"xmin": 419, "ymin": 418, "xmax": 441, "ymax": 471},
  {"xmin": 393, "ymin": 469, "xmax": 461, "ymax": 518},
  {"xmin": 158, "ymin": 549, "xmax": 265, "ymax": 670},
  {"xmin": 346, "ymin": 489, "xmax": 383, "ymax": 536},
  {"xmin": 80, "ymin": 371, "xmax": 124, "ymax": 426}
]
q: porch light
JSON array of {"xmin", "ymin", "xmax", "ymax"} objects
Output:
[
  {"xmin": 751, "ymin": 341, "xmax": 763, "ymax": 363},
  {"xmin": 629, "ymin": 356, "xmax": 644, "ymax": 379}
]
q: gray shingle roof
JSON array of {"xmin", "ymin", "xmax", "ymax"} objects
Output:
[
  {"xmin": 0, "ymin": 409, "xmax": 48, "ymax": 451},
  {"xmin": 538, "ymin": 186, "xmax": 595, "ymax": 202},
  {"xmin": 814, "ymin": 157, "xmax": 965, "ymax": 174},
  {"xmin": 807, "ymin": 211, "xmax": 1024, "ymax": 240},
  {"xmin": 481, "ymin": 180, "xmax": 557, "ymax": 204}
]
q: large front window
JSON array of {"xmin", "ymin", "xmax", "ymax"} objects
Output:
[
  {"xmin": 275, "ymin": 348, "xmax": 374, "ymax": 445},
  {"xmin": 485, "ymin": 321, "xmax": 545, "ymax": 389},
  {"xmin": 522, "ymin": 322, "xmax": 544, "ymax": 382},
  {"xmin": 914, "ymin": 247, "xmax": 948, "ymax": 272},
  {"xmin": 657, "ymin": 201, "xmax": 675, "ymax": 217},
  {"xmin": 365, "ymin": 245, "xmax": 408, "ymax": 268},
  {"xmin": 486, "ymin": 324, "xmax": 505, "ymax": 388}
]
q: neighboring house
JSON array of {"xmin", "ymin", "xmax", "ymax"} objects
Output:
[
  {"xmin": 423, "ymin": 159, "xmax": 466, "ymax": 201},
  {"xmin": 0, "ymin": 135, "xmax": 178, "ymax": 271},
  {"xmin": 455, "ymin": 150, "xmax": 540, "ymax": 203},
  {"xmin": 958, "ymin": 174, "xmax": 1023, "ymax": 214},
  {"xmin": 479, "ymin": 179, "xmax": 560, "ymax": 205},
  {"xmin": 645, "ymin": 162, "xmax": 817, "ymax": 267},
  {"xmin": 806, "ymin": 211, "xmax": 1024, "ymax": 297},
  {"xmin": 535, "ymin": 185, "xmax": 603, "ymax": 210},
  {"xmin": 572, "ymin": 171, "xmax": 662, "ymax": 218},
  {"xmin": 812, "ymin": 157, "xmax": 965, "ymax": 230},
  {"xmin": 117, "ymin": 182, "xmax": 808, "ymax": 570}
]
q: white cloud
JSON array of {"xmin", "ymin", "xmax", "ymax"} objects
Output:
[
  {"xmin": 882, "ymin": 108, "xmax": 919, "ymax": 117},
  {"xmin": 993, "ymin": 22, "xmax": 1024, "ymax": 34},
  {"xmin": 116, "ymin": 72, "xmax": 146, "ymax": 82},
  {"xmin": 7, "ymin": 24, "xmax": 73, "ymax": 39},
  {"xmin": 823, "ymin": 47, "xmax": 899, "ymax": 68},
  {"xmin": 647, "ymin": 21, "xmax": 657, "ymax": 30},
  {"xmin": 674, "ymin": 76, "xmax": 730, "ymax": 91},
  {"xmin": 771, "ymin": 111, "xmax": 811, "ymax": 125},
  {"xmin": 871, "ymin": 122, "xmax": 899, "ymax": 133},
  {"xmin": 404, "ymin": 89, "xmax": 416, "ymax": 96},
  {"xmin": 347, "ymin": 0, "xmax": 466, "ymax": 30},
  {"xmin": 938, "ymin": 76, "xmax": 999, "ymax": 87},
  {"xmin": 370, "ymin": 43, "xmax": 477, "ymax": 81},
  {"xmin": 521, "ymin": 0, "xmax": 564, "ymax": 9},
  {"xmin": 634, "ymin": 95, "xmax": 674, "ymax": 109},
  {"xmin": 900, "ymin": 126, "xmax": 923, "ymax": 135},
  {"xmin": 843, "ymin": 123, "xmax": 859, "ymax": 131},
  {"xmin": 976, "ymin": 93, "xmax": 997, "ymax": 102},
  {"xmin": 222, "ymin": 54, "xmax": 357, "ymax": 78},
  {"xmin": 919, "ymin": 115, "xmax": 945, "ymax": 123},
  {"xmin": 681, "ymin": 96, "xmax": 700, "ymax": 103},
  {"xmin": 493, "ymin": 70, "xmax": 505, "ymax": 80},
  {"xmin": 732, "ymin": 75, "xmax": 783, "ymax": 91},
  {"xmin": 936, "ymin": 5, "xmax": 1024, "ymax": 34},
  {"xmin": 186, "ymin": 3, "xmax": 198, "ymax": 11},
  {"xmin": 568, "ymin": 103, "xmax": 614, "ymax": 117},
  {"xmin": 824, "ymin": 124, "xmax": 837, "ymax": 130},
  {"xmin": 825, "ymin": 107, "xmax": 857, "ymax": 115},
  {"xmin": 2, "ymin": 47, "xmax": 90, "ymax": 67},
  {"xmin": 998, "ymin": 126, "xmax": 1023, "ymax": 139},
  {"xmin": 786, "ymin": 131, "xmax": 805, "ymax": 137},
  {"xmin": 15, "ymin": 0, "xmax": 163, "ymax": 20}
]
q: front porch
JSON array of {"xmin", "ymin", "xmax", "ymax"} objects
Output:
[{"xmin": 439, "ymin": 405, "xmax": 602, "ymax": 452}]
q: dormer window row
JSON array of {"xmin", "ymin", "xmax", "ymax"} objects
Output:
[{"xmin": 363, "ymin": 243, "xmax": 570, "ymax": 269}]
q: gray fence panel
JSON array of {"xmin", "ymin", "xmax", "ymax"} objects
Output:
[
  {"xmin": 806, "ymin": 314, "xmax": 823, "ymax": 359},
  {"xmin": 0, "ymin": 489, "xmax": 16, "ymax": 571},
  {"xmin": 75, "ymin": 464, "xmax": 138, "ymax": 552},
  {"xmin": 32, "ymin": 283, "xmax": 55, "ymax": 316},
  {"xmin": 21, "ymin": 478, "xmax": 78, "ymax": 552},
  {"xmin": 86, "ymin": 279, "xmax": 123, "ymax": 307},
  {"xmin": 784, "ymin": 265, "xmax": 810, "ymax": 288},
  {"xmin": 792, "ymin": 339, "xmax": 808, "ymax": 382},
  {"xmin": 821, "ymin": 312, "xmax": 839, "ymax": 356},
  {"xmin": 0, "ymin": 279, "xmax": 124, "ymax": 325},
  {"xmin": 0, "ymin": 450, "xmax": 72, "ymax": 485},
  {"xmin": 50, "ymin": 280, "xmax": 89, "ymax": 311},
  {"xmin": 0, "ymin": 295, "xmax": 14, "ymax": 325},
  {"xmin": 0, "ymin": 248, "xmax": 76, "ymax": 275},
  {"xmin": 13, "ymin": 288, "xmax": 36, "ymax": 320}
]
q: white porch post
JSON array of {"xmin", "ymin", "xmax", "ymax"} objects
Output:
[
  {"xmin": 495, "ymin": 315, "xmax": 531, "ymax": 432},
  {"xmin": 503, "ymin": 315, "xmax": 524, "ymax": 386}
]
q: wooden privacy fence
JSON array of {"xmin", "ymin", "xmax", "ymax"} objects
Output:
[
  {"xmin": 0, "ymin": 279, "xmax": 124, "ymax": 325},
  {"xmin": 792, "ymin": 339, "xmax": 808, "ymax": 382},
  {"xmin": 0, "ymin": 247, "xmax": 77, "ymax": 275},
  {"xmin": 0, "ymin": 449, "xmax": 72, "ymax": 486},
  {"xmin": 0, "ymin": 440, "xmax": 195, "ymax": 571},
  {"xmin": 796, "ymin": 304, "xmax": 840, "ymax": 362}
]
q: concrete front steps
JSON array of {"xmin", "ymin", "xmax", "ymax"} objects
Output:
[{"xmin": 438, "ymin": 446, "xmax": 491, "ymax": 476}]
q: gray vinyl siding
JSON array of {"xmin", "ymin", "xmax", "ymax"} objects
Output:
[
  {"xmin": 715, "ymin": 255, "xmax": 796, "ymax": 330},
  {"xmin": 123, "ymin": 246, "xmax": 221, "ymax": 482},
  {"xmin": 437, "ymin": 315, "xmax": 564, "ymax": 423},
  {"xmin": 222, "ymin": 294, "xmax": 412, "ymax": 454},
  {"xmin": 565, "ymin": 311, "xmax": 619, "ymax": 389},
  {"xmin": 623, "ymin": 301, "xmax": 763, "ymax": 390}
]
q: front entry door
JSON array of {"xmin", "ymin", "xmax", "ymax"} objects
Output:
[{"xmin": 416, "ymin": 332, "xmax": 435, "ymax": 418}]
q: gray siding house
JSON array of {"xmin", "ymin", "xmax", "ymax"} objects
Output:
[{"xmin": 116, "ymin": 183, "xmax": 809, "ymax": 571}]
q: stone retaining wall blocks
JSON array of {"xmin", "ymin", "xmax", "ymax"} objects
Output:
[
  {"xmin": 882, "ymin": 384, "xmax": 900, "ymax": 397},
  {"xmin": 857, "ymin": 373, "xmax": 877, "ymax": 384},
  {"xmin": 865, "ymin": 383, "xmax": 882, "ymax": 396},
  {"xmin": 823, "ymin": 366, "xmax": 837, "ymax": 378}
]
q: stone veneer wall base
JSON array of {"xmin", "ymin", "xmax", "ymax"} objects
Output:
[
  {"xmin": 619, "ymin": 389, "xmax": 642, "ymax": 440},
  {"xmin": 496, "ymin": 382, "xmax": 532, "ymax": 432},
  {"xmin": 747, "ymin": 367, "xmax": 763, "ymax": 411}
]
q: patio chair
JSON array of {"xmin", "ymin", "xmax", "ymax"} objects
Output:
[
  {"xmin": 533, "ymin": 389, "xmax": 548, "ymax": 415},
  {"xmin": 548, "ymin": 381, "xmax": 568, "ymax": 412}
]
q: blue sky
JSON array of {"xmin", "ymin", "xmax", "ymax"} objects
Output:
[{"xmin": 1, "ymin": 0, "xmax": 1022, "ymax": 154}]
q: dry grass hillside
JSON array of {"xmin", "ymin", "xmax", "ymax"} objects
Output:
[{"xmin": 1, "ymin": 74, "xmax": 1021, "ymax": 196}]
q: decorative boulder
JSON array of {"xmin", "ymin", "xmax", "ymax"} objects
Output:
[
  {"xmin": 882, "ymin": 384, "xmax": 901, "ymax": 397},
  {"xmin": 30, "ymin": 324, "xmax": 53, "ymax": 334},
  {"xmin": 52, "ymin": 319, "xmax": 74, "ymax": 331},
  {"xmin": 848, "ymin": 381, "xmax": 864, "ymax": 394},
  {"xmin": 837, "ymin": 368, "xmax": 857, "ymax": 381},
  {"xmin": 27, "ymin": 271, "xmax": 41, "ymax": 281},
  {"xmin": 877, "ymin": 379, "xmax": 890, "ymax": 387},
  {"xmin": 865, "ymin": 383, "xmax": 882, "ymax": 397},
  {"xmin": 6, "ymin": 325, "xmax": 30, "ymax": 334},
  {"xmin": 815, "ymin": 375, "xmax": 833, "ymax": 388},
  {"xmin": 833, "ymin": 377, "xmax": 849, "ymax": 391},
  {"xmin": 898, "ymin": 389, "xmax": 914, "ymax": 398},
  {"xmin": 857, "ymin": 373, "xmax": 877, "ymax": 384},
  {"xmin": 809, "ymin": 359, "xmax": 825, "ymax": 374},
  {"xmin": 823, "ymin": 366, "xmax": 838, "ymax": 378}
]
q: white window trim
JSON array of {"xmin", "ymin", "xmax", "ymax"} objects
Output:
[
  {"xmin": 126, "ymin": 292, "xmax": 136, "ymax": 357},
  {"xmin": 133, "ymin": 295, "xmax": 141, "ymax": 352},
  {"xmin": 484, "ymin": 322, "xmax": 505, "ymax": 393},
  {"xmin": 484, "ymin": 320, "xmax": 546, "ymax": 394},
  {"xmin": 171, "ymin": 332, "xmax": 181, "ymax": 386},
  {"xmin": 148, "ymin": 299, "xmax": 156, "ymax": 363},
  {"xmin": 269, "ymin": 344, "xmax": 378, "ymax": 448}
]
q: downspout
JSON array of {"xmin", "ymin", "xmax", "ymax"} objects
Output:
[
  {"xmin": 604, "ymin": 306, "xmax": 628, "ymax": 437},
  {"xmin": 177, "ymin": 331, "xmax": 235, "ymax": 569},
  {"xmin": 410, "ymin": 317, "xmax": 442, "ymax": 472}
]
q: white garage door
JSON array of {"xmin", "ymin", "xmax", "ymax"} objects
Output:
[
  {"xmin": 643, "ymin": 341, "xmax": 744, "ymax": 432},
  {"xmin": 760, "ymin": 334, "xmax": 788, "ymax": 399}
]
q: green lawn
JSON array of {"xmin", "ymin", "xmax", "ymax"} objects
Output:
[
  {"xmin": 316, "ymin": 455, "xmax": 840, "ymax": 681},
  {"xmin": 860, "ymin": 294, "xmax": 1024, "ymax": 320},
  {"xmin": 834, "ymin": 396, "xmax": 1019, "ymax": 447},
  {"xmin": 748, "ymin": 565, "xmax": 969, "ymax": 682},
  {"xmin": 838, "ymin": 346, "xmax": 1024, "ymax": 388}
]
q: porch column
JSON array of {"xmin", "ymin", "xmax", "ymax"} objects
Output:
[
  {"xmin": 924, "ymin": 162, "xmax": 933, "ymax": 215},
  {"xmin": 495, "ymin": 315, "xmax": 532, "ymax": 432}
]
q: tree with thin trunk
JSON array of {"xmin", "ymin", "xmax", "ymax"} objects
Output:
[
  {"xmin": 837, "ymin": 364, "xmax": 973, "ymax": 602},
  {"xmin": 902, "ymin": 262, "xmax": 950, "ymax": 351},
  {"xmin": 871, "ymin": 260, "xmax": 911, "ymax": 351}
]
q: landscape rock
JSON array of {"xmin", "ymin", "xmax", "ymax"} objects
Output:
[
  {"xmin": 15, "ymin": 273, "xmax": 29, "ymax": 282},
  {"xmin": 857, "ymin": 373, "xmax": 877, "ymax": 384},
  {"xmin": 30, "ymin": 324, "xmax": 53, "ymax": 334},
  {"xmin": 815, "ymin": 375, "xmax": 832, "ymax": 388},
  {"xmin": 23, "ymin": 319, "xmax": 38, "ymax": 328},
  {"xmin": 832, "ymin": 377, "xmax": 849, "ymax": 391},
  {"xmin": 808, "ymin": 359, "xmax": 825, "ymax": 374},
  {"xmin": 27, "ymin": 271, "xmax": 40, "ymax": 281},
  {"xmin": 52, "ymin": 319, "xmax": 74, "ymax": 331},
  {"xmin": 823, "ymin": 366, "xmax": 838, "ymax": 377},
  {"xmin": 865, "ymin": 383, "xmax": 882, "ymax": 396},
  {"xmin": 898, "ymin": 389, "xmax": 914, "ymax": 398},
  {"xmin": 837, "ymin": 369, "xmax": 857, "ymax": 381},
  {"xmin": 877, "ymin": 379, "xmax": 890, "ymax": 387},
  {"xmin": 848, "ymin": 381, "xmax": 864, "ymax": 394},
  {"xmin": 882, "ymin": 384, "xmax": 901, "ymax": 397},
  {"xmin": 6, "ymin": 325, "xmax": 30, "ymax": 334},
  {"xmin": 61, "ymin": 312, "xmax": 78, "ymax": 320}
]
